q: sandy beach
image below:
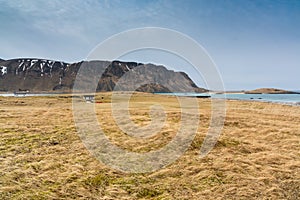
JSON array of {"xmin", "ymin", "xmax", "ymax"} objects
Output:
[{"xmin": 0, "ymin": 93, "xmax": 299, "ymax": 199}]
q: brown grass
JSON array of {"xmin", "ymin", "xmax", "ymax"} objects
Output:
[{"xmin": 0, "ymin": 93, "xmax": 299, "ymax": 199}]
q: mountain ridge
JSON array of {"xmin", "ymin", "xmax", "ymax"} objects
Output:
[{"xmin": 0, "ymin": 58, "xmax": 207, "ymax": 93}]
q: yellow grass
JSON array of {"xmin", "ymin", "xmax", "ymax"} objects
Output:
[{"xmin": 0, "ymin": 93, "xmax": 299, "ymax": 199}]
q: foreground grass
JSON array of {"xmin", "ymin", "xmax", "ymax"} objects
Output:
[{"xmin": 0, "ymin": 93, "xmax": 299, "ymax": 199}]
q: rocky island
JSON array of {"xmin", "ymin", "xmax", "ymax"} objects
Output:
[{"xmin": 245, "ymin": 88, "xmax": 300, "ymax": 94}]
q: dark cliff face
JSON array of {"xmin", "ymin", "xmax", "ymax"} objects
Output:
[
  {"xmin": 0, "ymin": 58, "xmax": 207, "ymax": 93},
  {"xmin": 0, "ymin": 58, "xmax": 79, "ymax": 92}
]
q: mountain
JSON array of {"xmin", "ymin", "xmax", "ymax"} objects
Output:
[
  {"xmin": 245, "ymin": 88, "xmax": 300, "ymax": 94},
  {"xmin": 0, "ymin": 58, "xmax": 207, "ymax": 93}
]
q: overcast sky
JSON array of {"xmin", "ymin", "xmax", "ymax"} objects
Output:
[{"xmin": 0, "ymin": 0, "xmax": 299, "ymax": 90}]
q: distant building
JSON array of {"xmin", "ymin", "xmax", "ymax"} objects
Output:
[
  {"xmin": 14, "ymin": 91, "xmax": 28, "ymax": 97},
  {"xmin": 83, "ymin": 95, "xmax": 95, "ymax": 103}
]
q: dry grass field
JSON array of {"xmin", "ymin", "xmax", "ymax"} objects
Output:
[{"xmin": 0, "ymin": 93, "xmax": 299, "ymax": 199}]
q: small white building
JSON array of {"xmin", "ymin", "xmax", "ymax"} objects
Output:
[
  {"xmin": 14, "ymin": 91, "xmax": 28, "ymax": 97},
  {"xmin": 83, "ymin": 95, "xmax": 95, "ymax": 103}
]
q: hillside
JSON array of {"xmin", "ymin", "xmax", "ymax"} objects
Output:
[{"xmin": 0, "ymin": 58, "xmax": 207, "ymax": 93}]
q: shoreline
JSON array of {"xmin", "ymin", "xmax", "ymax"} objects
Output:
[
  {"xmin": 225, "ymin": 98, "xmax": 300, "ymax": 107},
  {"xmin": 1, "ymin": 91, "xmax": 300, "ymax": 107}
]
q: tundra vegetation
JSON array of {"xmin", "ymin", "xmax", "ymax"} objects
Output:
[{"xmin": 0, "ymin": 93, "xmax": 299, "ymax": 199}]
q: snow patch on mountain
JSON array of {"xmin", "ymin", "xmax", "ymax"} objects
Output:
[
  {"xmin": 0, "ymin": 66, "xmax": 7, "ymax": 75},
  {"xmin": 29, "ymin": 60, "xmax": 38, "ymax": 68},
  {"xmin": 14, "ymin": 59, "xmax": 69, "ymax": 76}
]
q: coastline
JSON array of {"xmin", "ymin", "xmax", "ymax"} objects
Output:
[
  {"xmin": 226, "ymin": 98, "xmax": 300, "ymax": 107},
  {"xmin": 1, "ymin": 91, "xmax": 300, "ymax": 106},
  {"xmin": 155, "ymin": 92, "xmax": 300, "ymax": 105}
]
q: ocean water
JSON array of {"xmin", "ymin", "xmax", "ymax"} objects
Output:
[
  {"xmin": 156, "ymin": 93, "xmax": 300, "ymax": 105},
  {"xmin": 218, "ymin": 93, "xmax": 300, "ymax": 104},
  {"xmin": 1, "ymin": 92, "xmax": 300, "ymax": 105}
]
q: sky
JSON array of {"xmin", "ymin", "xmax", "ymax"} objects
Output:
[{"xmin": 0, "ymin": 0, "xmax": 299, "ymax": 90}]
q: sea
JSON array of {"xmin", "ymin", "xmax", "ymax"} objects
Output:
[
  {"xmin": 155, "ymin": 92, "xmax": 300, "ymax": 105},
  {"xmin": 1, "ymin": 92, "xmax": 300, "ymax": 105}
]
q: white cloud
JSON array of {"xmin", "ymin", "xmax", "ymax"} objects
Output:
[
  {"xmin": 0, "ymin": 0, "xmax": 184, "ymax": 60},
  {"xmin": 1, "ymin": 0, "xmax": 187, "ymax": 41},
  {"xmin": 2, "ymin": 0, "xmax": 102, "ymax": 40}
]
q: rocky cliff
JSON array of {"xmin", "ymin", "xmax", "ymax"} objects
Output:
[{"xmin": 0, "ymin": 58, "xmax": 207, "ymax": 93}]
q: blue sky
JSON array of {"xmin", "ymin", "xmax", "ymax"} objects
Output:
[{"xmin": 0, "ymin": 0, "xmax": 299, "ymax": 90}]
